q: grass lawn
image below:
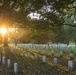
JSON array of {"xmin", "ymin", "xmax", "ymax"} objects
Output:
[{"xmin": 0, "ymin": 46, "xmax": 76, "ymax": 75}]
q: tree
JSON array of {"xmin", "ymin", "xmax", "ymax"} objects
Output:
[{"xmin": 0, "ymin": 0, "xmax": 75, "ymax": 45}]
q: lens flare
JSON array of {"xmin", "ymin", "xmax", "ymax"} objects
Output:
[{"xmin": 1, "ymin": 27, "xmax": 7, "ymax": 35}]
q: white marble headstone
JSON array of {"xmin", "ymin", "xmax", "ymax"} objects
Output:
[
  {"xmin": 7, "ymin": 59, "xmax": 11, "ymax": 68},
  {"xmin": 60, "ymin": 51, "xmax": 63, "ymax": 57},
  {"xmin": 35, "ymin": 54, "xmax": 38, "ymax": 59},
  {"xmin": 54, "ymin": 58, "xmax": 58, "ymax": 66},
  {"xmin": 70, "ymin": 53, "xmax": 73, "ymax": 60},
  {"xmin": 28, "ymin": 52, "xmax": 30, "ymax": 58},
  {"xmin": 68, "ymin": 60, "xmax": 73, "ymax": 71},
  {"xmin": 14, "ymin": 63, "xmax": 18, "ymax": 74},
  {"xmin": 42, "ymin": 55, "xmax": 46, "ymax": 63},
  {"xmin": 51, "ymin": 50, "xmax": 54, "ymax": 56},
  {"xmin": 2, "ymin": 56, "xmax": 5, "ymax": 64}
]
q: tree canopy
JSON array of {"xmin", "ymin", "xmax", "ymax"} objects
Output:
[
  {"xmin": 0, "ymin": 0, "xmax": 76, "ymax": 44},
  {"xmin": 0, "ymin": 0, "xmax": 74, "ymax": 28}
]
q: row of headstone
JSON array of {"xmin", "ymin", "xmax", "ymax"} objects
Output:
[
  {"xmin": 0, "ymin": 55, "xmax": 18, "ymax": 74},
  {"xmin": 42, "ymin": 56, "xmax": 73, "ymax": 71},
  {"xmin": 12, "ymin": 48, "xmax": 74, "ymax": 61},
  {"xmin": 51, "ymin": 50, "xmax": 74, "ymax": 60},
  {"xmin": 25, "ymin": 52, "xmax": 74, "ymax": 71},
  {"xmin": 6, "ymin": 53, "xmax": 74, "ymax": 73},
  {"xmin": 17, "ymin": 43, "xmax": 75, "ymax": 57}
]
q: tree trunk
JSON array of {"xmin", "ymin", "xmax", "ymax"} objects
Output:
[{"xmin": 3, "ymin": 31, "xmax": 8, "ymax": 47}]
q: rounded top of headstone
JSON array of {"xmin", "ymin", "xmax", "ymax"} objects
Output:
[
  {"xmin": 14, "ymin": 63, "xmax": 18, "ymax": 64},
  {"xmin": 8, "ymin": 59, "xmax": 10, "ymax": 61},
  {"xmin": 43, "ymin": 55, "xmax": 46, "ymax": 57},
  {"xmin": 3, "ymin": 56, "xmax": 5, "ymax": 58},
  {"xmin": 54, "ymin": 57, "xmax": 57, "ymax": 59}
]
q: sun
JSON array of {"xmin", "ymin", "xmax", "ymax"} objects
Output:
[{"xmin": 1, "ymin": 27, "xmax": 7, "ymax": 35}]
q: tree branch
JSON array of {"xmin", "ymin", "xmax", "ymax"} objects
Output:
[
  {"xmin": 63, "ymin": 23, "xmax": 76, "ymax": 27},
  {"xmin": 49, "ymin": 21, "xmax": 76, "ymax": 28},
  {"xmin": 25, "ymin": 0, "xmax": 37, "ymax": 12},
  {"xmin": 10, "ymin": 0, "xmax": 18, "ymax": 9}
]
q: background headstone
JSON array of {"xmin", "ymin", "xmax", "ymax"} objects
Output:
[
  {"xmin": 42, "ymin": 55, "xmax": 46, "ymax": 63},
  {"xmin": 68, "ymin": 60, "xmax": 73, "ymax": 71},
  {"xmin": 54, "ymin": 58, "xmax": 58, "ymax": 66},
  {"xmin": 7, "ymin": 59, "xmax": 11, "ymax": 68}
]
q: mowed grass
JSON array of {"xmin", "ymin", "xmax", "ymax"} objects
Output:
[{"xmin": 0, "ymin": 46, "xmax": 76, "ymax": 75}]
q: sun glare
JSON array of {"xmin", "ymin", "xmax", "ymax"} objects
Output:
[{"xmin": 1, "ymin": 27, "xmax": 7, "ymax": 35}]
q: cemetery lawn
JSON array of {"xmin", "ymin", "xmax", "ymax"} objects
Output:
[{"xmin": 0, "ymin": 46, "xmax": 76, "ymax": 75}]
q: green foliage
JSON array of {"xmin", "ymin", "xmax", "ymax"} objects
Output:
[
  {"xmin": 0, "ymin": 0, "xmax": 73, "ymax": 28},
  {"xmin": 0, "ymin": 0, "xmax": 76, "ymax": 44}
]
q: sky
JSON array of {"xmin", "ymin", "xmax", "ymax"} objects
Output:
[{"xmin": 28, "ymin": 13, "xmax": 41, "ymax": 20}]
